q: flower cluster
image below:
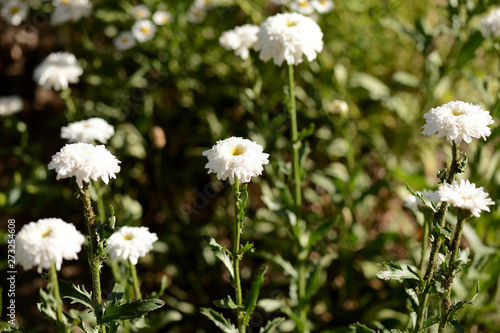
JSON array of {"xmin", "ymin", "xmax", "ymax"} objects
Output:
[
  {"xmin": 48, "ymin": 142, "xmax": 121, "ymax": 188},
  {"xmin": 0, "ymin": 95, "xmax": 23, "ymax": 117},
  {"xmin": 203, "ymin": 137, "xmax": 269, "ymax": 184},
  {"xmin": 61, "ymin": 118, "xmax": 115, "ymax": 144},
  {"xmin": 0, "ymin": 0, "xmax": 29, "ymax": 26},
  {"xmin": 219, "ymin": 24, "xmax": 260, "ymax": 60},
  {"xmin": 187, "ymin": 0, "xmax": 217, "ymax": 24},
  {"xmin": 16, "ymin": 218, "xmax": 85, "ymax": 273},
  {"xmin": 481, "ymin": 8, "xmax": 500, "ymax": 39},
  {"xmin": 33, "ymin": 52, "xmax": 83, "ymax": 91},
  {"xmin": 439, "ymin": 180, "xmax": 494, "ymax": 218},
  {"xmin": 114, "ymin": 4, "xmax": 171, "ymax": 50},
  {"xmin": 51, "ymin": 0, "xmax": 92, "ymax": 26},
  {"xmin": 253, "ymin": 12, "xmax": 324, "ymax": 66},
  {"xmin": 422, "ymin": 101, "xmax": 494, "ymax": 144},
  {"xmin": 106, "ymin": 226, "xmax": 158, "ymax": 265}
]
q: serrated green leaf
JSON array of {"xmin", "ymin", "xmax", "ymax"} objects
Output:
[
  {"xmin": 377, "ymin": 264, "xmax": 420, "ymax": 282},
  {"xmin": 239, "ymin": 242, "xmax": 254, "ymax": 256},
  {"xmin": 58, "ymin": 280, "xmax": 94, "ymax": 311},
  {"xmin": 260, "ymin": 317, "xmax": 286, "ymax": 333},
  {"xmin": 99, "ymin": 299, "xmax": 165, "ymax": 324},
  {"xmin": 200, "ymin": 308, "xmax": 237, "ymax": 333},
  {"xmin": 213, "ymin": 296, "xmax": 238, "ymax": 310},
  {"xmin": 243, "ymin": 267, "xmax": 267, "ymax": 326},
  {"xmin": 203, "ymin": 235, "xmax": 234, "ymax": 279},
  {"xmin": 406, "ymin": 184, "xmax": 437, "ymax": 212}
]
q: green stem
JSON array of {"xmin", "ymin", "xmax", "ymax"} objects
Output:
[
  {"xmin": 49, "ymin": 262, "xmax": 66, "ymax": 332},
  {"xmin": 232, "ymin": 178, "xmax": 245, "ymax": 333},
  {"xmin": 288, "ymin": 64, "xmax": 302, "ymax": 213},
  {"xmin": 61, "ymin": 88, "xmax": 77, "ymax": 121},
  {"xmin": 437, "ymin": 213, "xmax": 468, "ymax": 333},
  {"xmin": 92, "ymin": 181, "xmax": 106, "ymax": 226},
  {"xmin": 129, "ymin": 260, "xmax": 142, "ymax": 300},
  {"xmin": 419, "ymin": 215, "xmax": 430, "ymax": 274},
  {"xmin": 297, "ymin": 263, "xmax": 308, "ymax": 333}
]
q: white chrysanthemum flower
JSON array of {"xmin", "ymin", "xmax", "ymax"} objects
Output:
[
  {"xmin": 481, "ymin": 8, "xmax": 500, "ymax": 38},
  {"xmin": 422, "ymin": 101, "xmax": 494, "ymax": 144},
  {"xmin": 203, "ymin": 137, "xmax": 269, "ymax": 184},
  {"xmin": 271, "ymin": 0, "xmax": 291, "ymax": 4},
  {"xmin": 253, "ymin": 12, "xmax": 324, "ymax": 66},
  {"xmin": 132, "ymin": 19, "xmax": 157, "ymax": 42},
  {"xmin": 48, "ymin": 143, "xmax": 121, "ymax": 188},
  {"xmin": 404, "ymin": 189, "xmax": 440, "ymax": 210},
  {"xmin": 61, "ymin": 118, "xmax": 115, "ymax": 144},
  {"xmin": 16, "ymin": 218, "xmax": 84, "ymax": 273},
  {"xmin": 194, "ymin": 0, "xmax": 216, "ymax": 9},
  {"xmin": 219, "ymin": 24, "xmax": 259, "ymax": 60},
  {"xmin": 131, "ymin": 5, "xmax": 150, "ymax": 20},
  {"xmin": 152, "ymin": 10, "xmax": 171, "ymax": 25},
  {"xmin": 291, "ymin": 0, "xmax": 315, "ymax": 15},
  {"xmin": 439, "ymin": 180, "xmax": 494, "ymax": 218},
  {"xmin": 0, "ymin": 95, "xmax": 23, "ymax": 117},
  {"xmin": 312, "ymin": 0, "xmax": 334, "ymax": 13},
  {"xmin": 106, "ymin": 226, "xmax": 158, "ymax": 265},
  {"xmin": 113, "ymin": 31, "xmax": 136, "ymax": 50},
  {"xmin": 187, "ymin": 5, "xmax": 206, "ymax": 23},
  {"xmin": 50, "ymin": 0, "xmax": 92, "ymax": 26},
  {"xmin": 1, "ymin": 0, "xmax": 29, "ymax": 26},
  {"xmin": 33, "ymin": 52, "xmax": 83, "ymax": 91}
]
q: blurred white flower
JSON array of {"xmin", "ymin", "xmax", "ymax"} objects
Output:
[
  {"xmin": 0, "ymin": 95, "xmax": 23, "ymax": 117},
  {"xmin": 33, "ymin": 52, "xmax": 83, "ymax": 91},
  {"xmin": 481, "ymin": 8, "xmax": 500, "ymax": 38},
  {"xmin": 253, "ymin": 12, "xmax": 324, "ymax": 66},
  {"xmin": 152, "ymin": 10, "xmax": 171, "ymax": 25},
  {"xmin": 131, "ymin": 5, "xmax": 150, "ymax": 20},
  {"xmin": 106, "ymin": 226, "xmax": 158, "ymax": 265},
  {"xmin": 51, "ymin": 0, "xmax": 92, "ymax": 26},
  {"xmin": 439, "ymin": 180, "xmax": 494, "ymax": 218},
  {"xmin": 422, "ymin": 101, "xmax": 493, "ymax": 144},
  {"xmin": 312, "ymin": 0, "xmax": 334, "ymax": 13},
  {"xmin": 187, "ymin": 5, "xmax": 206, "ymax": 23},
  {"xmin": 113, "ymin": 31, "xmax": 136, "ymax": 50},
  {"xmin": 48, "ymin": 142, "xmax": 121, "ymax": 188},
  {"xmin": 61, "ymin": 118, "xmax": 115, "ymax": 144},
  {"xmin": 16, "ymin": 218, "xmax": 84, "ymax": 273},
  {"xmin": 219, "ymin": 24, "xmax": 259, "ymax": 60},
  {"xmin": 1, "ymin": 0, "xmax": 29, "ymax": 26},
  {"xmin": 132, "ymin": 19, "xmax": 157, "ymax": 42},
  {"xmin": 203, "ymin": 137, "xmax": 269, "ymax": 184},
  {"xmin": 291, "ymin": 0, "xmax": 315, "ymax": 15},
  {"xmin": 194, "ymin": 0, "xmax": 216, "ymax": 9},
  {"xmin": 271, "ymin": 0, "xmax": 291, "ymax": 4},
  {"xmin": 404, "ymin": 189, "xmax": 440, "ymax": 210}
]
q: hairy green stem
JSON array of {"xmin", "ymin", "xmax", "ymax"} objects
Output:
[
  {"xmin": 232, "ymin": 178, "xmax": 245, "ymax": 333},
  {"xmin": 49, "ymin": 262, "xmax": 66, "ymax": 332},
  {"xmin": 419, "ymin": 215, "xmax": 430, "ymax": 274},
  {"xmin": 288, "ymin": 64, "xmax": 302, "ymax": 212},
  {"xmin": 129, "ymin": 260, "xmax": 142, "ymax": 300},
  {"xmin": 92, "ymin": 181, "xmax": 106, "ymax": 226},
  {"xmin": 61, "ymin": 88, "xmax": 77, "ymax": 121}
]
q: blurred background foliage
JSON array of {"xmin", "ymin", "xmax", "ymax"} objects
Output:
[{"xmin": 1, "ymin": 0, "xmax": 500, "ymax": 332}]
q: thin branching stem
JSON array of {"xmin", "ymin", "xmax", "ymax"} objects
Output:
[
  {"xmin": 232, "ymin": 178, "xmax": 245, "ymax": 333},
  {"xmin": 129, "ymin": 259, "xmax": 142, "ymax": 300},
  {"xmin": 49, "ymin": 261, "xmax": 66, "ymax": 332}
]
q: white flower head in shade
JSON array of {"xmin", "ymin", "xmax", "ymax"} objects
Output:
[
  {"xmin": 187, "ymin": 5, "xmax": 206, "ymax": 23},
  {"xmin": 106, "ymin": 226, "xmax": 158, "ymax": 265},
  {"xmin": 131, "ymin": 5, "xmax": 150, "ymax": 20},
  {"xmin": 16, "ymin": 218, "xmax": 84, "ymax": 273},
  {"xmin": 404, "ymin": 189, "xmax": 440, "ymax": 210},
  {"xmin": 253, "ymin": 12, "xmax": 324, "ymax": 66},
  {"xmin": 113, "ymin": 31, "xmax": 136, "ymax": 50},
  {"xmin": 48, "ymin": 143, "xmax": 121, "ymax": 188},
  {"xmin": 219, "ymin": 24, "xmax": 259, "ymax": 60},
  {"xmin": 439, "ymin": 180, "xmax": 494, "ymax": 218},
  {"xmin": 481, "ymin": 8, "xmax": 500, "ymax": 38},
  {"xmin": 422, "ymin": 101, "xmax": 494, "ymax": 144},
  {"xmin": 33, "ymin": 52, "xmax": 83, "ymax": 91},
  {"xmin": 291, "ymin": 0, "xmax": 315, "ymax": 15},
  {"xmin": 1, "ymin": 0, "xmax": 29, "ymax": 26},
  {"xmin": 203, "ymin": 137, "xmax": 269, "ymax": 184},
  {"xmin": 312, "ymin": 0, "xmax": 334, "ymax": 13},
  {"xmin": 132, "ymin": 19, "xmax": 157, "ymax": 42},
  {"xmin": 271, "ymin": 0, "xmax": 291, "ymax": 4},
  {"xmin": 194, "ymin": 0, "xmax": 216, "ymax": 9},
  {"xmin": 61, "ymin": 118, "xmax": 115, "ymax": 144},
  {"xmin": 50, "ymin": 0, "xmax": 92, "ymax": 26},
  {"xmin": 152, "ymin": 10, "xmax": 172, "ymax": 25},
  {"xmin": 0, "ymin": 95, "xmax": 23, "ymax": 117}
]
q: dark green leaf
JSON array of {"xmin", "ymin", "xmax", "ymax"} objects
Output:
[
  {"xmin": 297, "ymin": 123, "xmax": 315, "ymax": 141},
  {"xmin": 455, "ymin": 31, "xmax": 484, "ymax": 68},
  {"xmin": 213, "ymin": 296, "xmax": 238, "ymax": 310},
  {"xmin": 59, "ymin": 280, "xmax": 94, "ymax": 311},
  {"xmin": 107, "ymin": 283, "xmax": 125, "ymax": 304},
  {"xmin": 422, "ymin": 315, "xmax": 440, "ymax": 330},
  {"xmin": 99, "ymin": 299, "xmax": 165, "ymax": 324},
  {"xmin": 203, "ymin": 235, "xmax": 234, "ymax": 279},
  {"xmin": 200, "ymin": 308, "xmax": 237, "ymax": 333},
  {"xmin": 308, "ymin": 217, "xmax": 339, "ymax": 248},
  {"xmin": 450, "ymin": 320, "xmax": 464, "ymax": 333},
  {"xmin": 260, "ymin": 317, "xmax": 285, "ymax": 333},
  {"xmin": 239, "ymin": 242, "xmax": 254, "ymax": 256},
  {"xmin": 243, "ymin": 267, "xmax": 267, "ymax": 325},
  {"xmin": 306, "ymin": 254, "xmax": 337, "ymax": 301}
]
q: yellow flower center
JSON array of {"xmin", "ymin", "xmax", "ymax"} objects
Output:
[
  {"xmin": 41, "ymin": 229, "xmax": 52, "ymax": 238},
  {"xmin": 121, "ymin": 36, "xmax": 129, "ymax": 43},
  {"xmin": 141, "ymin": 27, "xmax": 151, "ymax": 34},
  {"xmin": 136, "ymin": 9, "xmax": 145, "ymax": 18},
  {"xmin": 10, "ymin": 6, "xmax": 20, "ymax": 14},
  {"xmin": 286, "ymin": 20, "xmax": 298, "ymax": 27},
  {"xmin": 451, "ymin": 108, "xmax": 466, "ymax": 116},
  {"xmin": 299, "ymin": 1, "xmax": 308, "ymax": 6},
  {"xmin": 61, "ymin": 0, "xmax": 70, "ymax": 4},
  {"xmin": 231, "ymin": 146, "xmax": 245, "ymax": 156},
  {"xmin": 123, "ymin": 234, "xmax": 134, "ymax": 241},
  {"xmin": 320, "ymin": 0, "xmax": 327, "ymax": 4}
]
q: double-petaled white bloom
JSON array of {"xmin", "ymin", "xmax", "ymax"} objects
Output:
[
  {"xmin": 481, "ymin": 8, "xmax": 500, "ymax": 38},
  {"xmin": 48, "ymin": 143, "xmax": 121, "ymax": 188},
  {"xmin": 253, "ymin": 12, "xmax": 324, "ymax": 66},
  {"xmin": 16, "ymin": 218, "xmax": 85, "ymax": 273},
  {"xmin": 152, "ymin": 10, "xmax": 171, "ymax": 25},
  {"xmin": 219, "ymin": 24, "xmax": 259, "ymax": 60},
  {"xmin": 422, "ymin": 101, "xmax": 494, "ymax": 144},
  {"xmin": 0, "ymin": 95, "xmax": 23, "ymax": 117},
  {"xmin": 61, "ymin": 118, "xmax": 115, "ymax": 144},
  {"xmin": 291, "ymin": 0, "xmax": 315, "ymax": 15},
  {"xmin": 1, "ymin": 0, "xmax": 29, "ymax": 26},
  {"xmin": 50, "ymin": 0, "xmax": 92, "ymax": 26},
  {"xmin": 203, "ymin": 137, "xmax": 269, "ymax": 184},
  {"xmin": 312, "ymin": 0, "xmax": 334, "ymax": 13},
  {"xmin": 132, "ymin": 19, "xmax": 156, "ymax": 42},
  {"xmin": 113, "ymin": 31, "xmax": 136, "ymax": 50},
  {"xmin": 187, "ymin": 5, "xmax": 206, "ymax": 23},
  {"xmin": 404, "ymin": 189, "xmax": 440, "ymax": 210},
  {"xmin": 33, "ymin": 52, "xmax": 83, "ymax": 91},
  {"xmin": 131, "ymin": 5, "xmax": 150, "ymax": 20},
  {"xmin": 439, "ymin": 180, "xmax": 494, "ymax": 218},
  {"xmin": 106, "ymin": 226, "xmax": 158, "ymax": 265}
]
